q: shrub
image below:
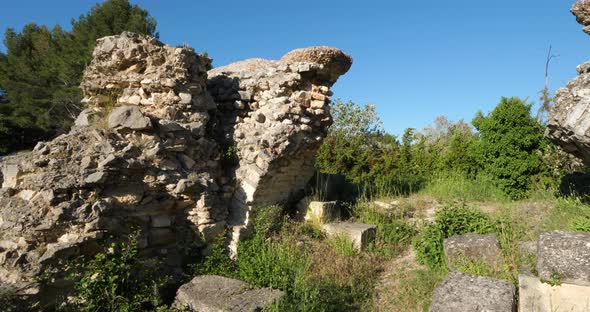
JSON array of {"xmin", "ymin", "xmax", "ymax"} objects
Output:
[
  {"xmin": 413, "ymin": 205, "xmax": 495, "ymax": 269},
  {"xmin": 471, "ymin": 97, "xmax": 547, "ymax": 199},
  {"xmin": 68, "ymin": 232, "xmax": 169, "ymax": 312}
]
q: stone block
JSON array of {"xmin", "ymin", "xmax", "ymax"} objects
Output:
[
  {"xmin": 321, "ymin": 222, "xmax": 376, "ymax": 251},
  {"xmin": 429, "ymin": 272, "xmax": 515, "ymax": 312},
  {"xmin": 537, "ymin": 231, "xmax": 590, "ymax": 286},
  {"xmin": 443, "ymin": 233, "xmax": 502, "ymax": 270},
  {"xmin": 2, "ymin": 164, "xmax": 21, "ymax": 188},
  {"xmin": 173, "ymin": 275, "xmax": 284, "ymax": 311},
  {"xmin": 519, "ymin": 271, "xmax": 590, "ymax": 312},
  {"xmin": 304, "ymin": 201, "xmax": 340, "ymax": 224}
]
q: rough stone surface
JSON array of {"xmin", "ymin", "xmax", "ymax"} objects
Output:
[
  {"xmin": 536, "ymin": 231, "xmax": 590, "ymax": 286},
  {"xmin": 443, "ymin": 233, "xmax": 502, "ymax": 270},
  {"xmin": 0, "ymin": 31, "xmax": 351, "ymax": 305},
  {"xmin": 519, "ymin": 271, "xmax": 590, "ymax": 312},
  {"xmin": 107, "ymin": 105, "xmax": 152, "ymax": 130},
  {"xmin": 208, "ymin": 46, "xmax": 352, "ymax": 253},
  {"xmin": 304, "ymin": 201, "xmax": 340, "ymax": 223},
  {"xmin": 572, "ymin": 0, "xmax": 590, "ymax": 35},
  {"xmin": 429, "ymin": 272, "xmax": 515, "ymax": 312},
  {"xmin": 173, "ymin": 275, "xmax": 284, "ymax": 312},
  {"xmin": 321, "ymin": 222, "xmax": 376, "ymax": 251},
  {"xmin": 546, "ymin": 1, "xmax": 590, "ymax": 163}
]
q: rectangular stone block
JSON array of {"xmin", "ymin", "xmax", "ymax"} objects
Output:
[
  {"xmin": 429, "ymin": 272, "xmax": 515, "ymax": 312},
  {"xmin": 519, "ymin": 271, "xmax": 590, "ymax": 312},
  {"xmin": 305, "ymin": 201, "xmax": 340, "ymax": 224},
  {"xmin": 173, "ymin": 275, "xmax": 284, "ymax": 311},
  {"xmin": 322, "ymin": 222, "xmax": 376, "ymax": 251},
  {"xmin": 443, "ymin": 233, "xmax": 502, "ymax": 270},
  {"xmin": 537, "ymin": 231, "xmax": 590, "ymax": 286}
]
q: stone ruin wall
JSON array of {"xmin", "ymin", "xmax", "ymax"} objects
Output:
[
  {"xmin": 207, "ymin": 48, "xmax": 351, "ymax": 250},
  {"xmin": 547, "ymin": 0, "xmax": 590, "ymax": 164},
  {"xmin": 0, "ymin": 32, "xmax": 351, "ymax": 303}
]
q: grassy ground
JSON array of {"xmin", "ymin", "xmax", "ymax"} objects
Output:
[{"xmin": 190, "ymin": 173, "xmax": 590, "ymax": 312}]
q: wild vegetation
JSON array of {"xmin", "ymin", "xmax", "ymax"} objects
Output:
[{"xmin": 1, "ymin": 1, "xmax": 590, "ymax": 311}]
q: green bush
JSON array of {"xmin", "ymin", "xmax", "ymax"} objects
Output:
[
  {"xmin": 69, "ymin": 232, "xmax": 169, "ymax": 312},
  {"xmin": 413, "ymin": 205, "xmax": 496, "ymax": 269},
  {"xmin": 471, "ymin": 97, "xmax": 547, "ymax": 199},
  {"xmin": 194, "ymin": 205, "xmax": 378, "ymax": 311}
]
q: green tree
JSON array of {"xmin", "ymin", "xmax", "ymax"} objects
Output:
[
  {"xmin": 316, "ymin": 99, "xmax": 383, "ymax": 181},
  {"xmin": 0, "ymin": 0, "xmax": 157, "ymax": 154},
  {"xmin": 471, "ymin": 97, "xmax": 546, "ymax": 198}
]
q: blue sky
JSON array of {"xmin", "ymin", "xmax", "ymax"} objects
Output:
[{"xmin": 1, "ymin": 0, "xmax": 588, "ymax": 135}]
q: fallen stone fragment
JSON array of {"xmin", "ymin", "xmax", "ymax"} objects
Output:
[
  {"xmin": 519, "ymin": 271, "xmax": 590, "ymax": 312},
  {"xmin": 107, "ymin": 105, "xmax": 152, "ymax": 130},
  {"xmin": 304, "ymin": 201, "xmax": 341, "ymax": 224},
  {"xmin": 443, "ymin": 233, "xmax": 502, "ymax": 270},
  {"xmin": 173, "ymin": 275, "xmax": 284, "ymax": 311},
  {"xmin": 536, "ymin": 231, "xmax": 590, "ymax": 287},
  {"xmin": 321, "ymin": 222, "xmax": 376, "ymax": 251},
  {"xmin": 429, "ymin": 272, "xmax": 515, "ymax": 312}
]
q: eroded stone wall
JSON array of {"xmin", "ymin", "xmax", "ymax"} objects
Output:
[
  {"xmin": 207, "ymin": 47, "xmax": 352, "ymax": 250},
  {"xmin": 0, "ymin": 32, "xmax": 351, "ymax": 303},
  {"xmin": 547, "ymin": 1, "xmax": 590, "ymax": 164}
]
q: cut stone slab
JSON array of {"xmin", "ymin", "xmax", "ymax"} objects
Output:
[
  {"xmin": 305, "ymin": 201, "xmax": 340, "ymax": 223},
  {"xmin": 519, "ymin": 271, "xmax": 590, "ymax": 312},
  {"xmin": 321, "ymin": 222, "xmax": 376, "ymax": 251},
  {"xmin": 429, "ymin": 271, "xmax": 515, "ymax": 312},
  {"xmin": 443, "ymin": 233, "xmax": 502, "ymax": 270},
  {"xmin": 2, "ymin": 164, "xmax": 21, "ymax": 188},
  {"xmin": 537, "ymin": 231, "xmax": 590, "ymax": 286},
  {"xmin": 173, "ymin": 275, "xmax": 284, "ymax": 312},
  {"xmin": 107, "ymin": 105, "xmax": 152, "ymax": 130}
]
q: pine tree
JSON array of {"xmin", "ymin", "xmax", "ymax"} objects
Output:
[{"xmin": 0, "ymin": 0, "xmax": 158, "ymax": 154}]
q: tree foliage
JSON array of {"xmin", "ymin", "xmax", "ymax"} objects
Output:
[
  {"xmin": 0, "ymin": 0, "xmax": 157, "ymax": 154},
  {"xmin": 471, "ymin": 97, "xmax": 546, "ymax": 198}
]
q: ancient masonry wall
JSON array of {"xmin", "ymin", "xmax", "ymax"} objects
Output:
[
  {"xmin": 547, "ymin": 0, "xmax": 590, "ymax": 165},
  {"xmin": 0, "ymin": 32, "xmax": 351, "ymax": 302}
]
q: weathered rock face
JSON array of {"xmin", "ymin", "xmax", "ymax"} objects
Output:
[
  {"xmin": 572, "ymin": 0, "xmax": 590, "ymax": 35},
  {"xmin": 207, "ymin": 47, "xmax": 352, "ymax": 251},
  {"xmin": 429, "ymin": 272, "xmax": 515, "ymax": 312},
  {"xmin": 546, "ymin": 0, "xmax": 590, "ymax": 164},
  {"xmin": 173, "ymin": 275, "xmax": 284, "ymax": 311},
  {"xmin": 0, "ymin": 32, "xmax": 351, "ymax": 303},
  {"xmin": 536, "ymin": 231, "xmax": 590, "ymax": 287}
]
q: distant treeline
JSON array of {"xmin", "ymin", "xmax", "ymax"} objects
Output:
[
  {"xmin": 316, "ymin": 98, "xmax": 585, "ymax": 199},
  {"xmin": 0, "ymin": 0, "xmax": 157, "ymax": 154}
]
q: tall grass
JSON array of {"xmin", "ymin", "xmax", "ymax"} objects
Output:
[
  {"xmin": 420, "ymin": 172, "xmax": 508, "ymax": 203},
  {"xmin": 542, "ymin": 197, "xmax": 590, "ymax": 231}
]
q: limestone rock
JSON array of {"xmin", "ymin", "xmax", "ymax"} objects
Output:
[
  {"xmin": 280, "ymin": 46, "xmax": 353, "ymax": 83},
  {"xmin": 536, "ymin": 231, "xmax": 590, "ymax": 286},
  {"xmin": 429, "ymin": 272, "xmax": 515, "ymax": 312},
  {"xmin": 173, "ymin": 275, "xmax": 285, "ymax": 311},
  {"xmin": 304, "ymin": 201, "xmax": 341, "ymax": 223},
  {"xmin": 443, "ymin": 233, "xmax": 502, "ymax": 270},
  {"xmin": 209, "ymin": 45, "xmax": 351, "ymax": 251},
  {"xmin": 519, "ymin": 271, "xmax": 590, "ymax": 312},
  {"xmin": 108, "ymin": 105, "xmax": 152, "ymax": 130},
  {"xmin": 322, "ymin": 222, "xmax": 376, "ymax": 251},
  {"xmin": 0, "ymin": 31, "xmax": 351, "ymax": 305},
  {"xmin": 572, "ymin": 0, "xmax": 590, "ymax": 35}
]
